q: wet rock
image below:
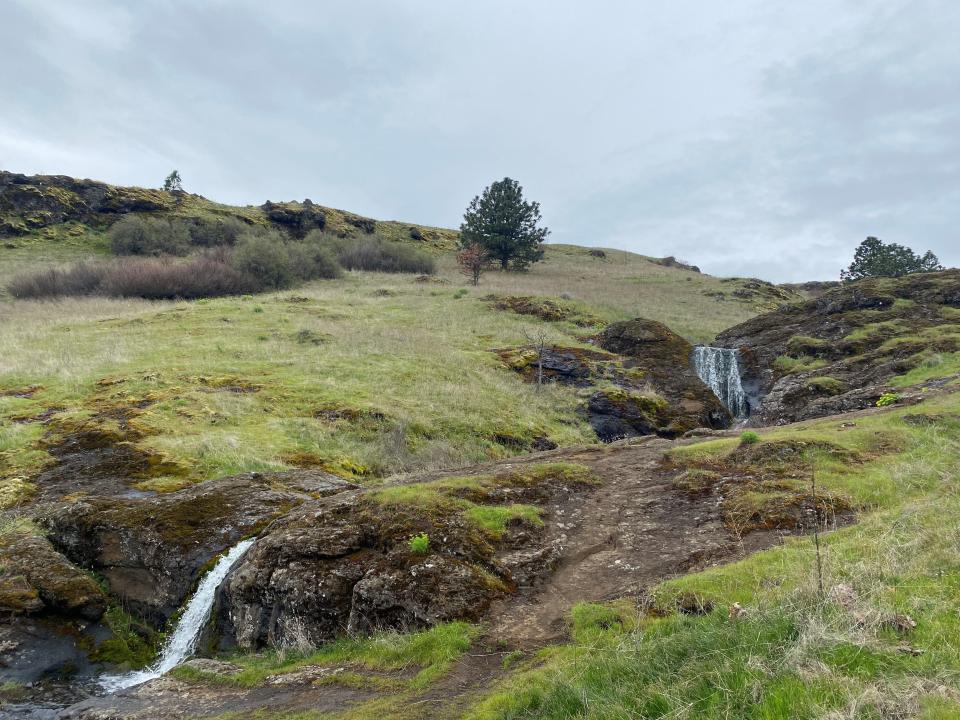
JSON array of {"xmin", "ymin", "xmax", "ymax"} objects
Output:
[
  {"xmin": 178, "ymin": 658, "xmax": 242, "ymax": 678},
  {"xmin": 0, "ymin": 534, "xmax": 106, "ymax": 620},
  {"xmin": 218, "ymin": 466, "xmax": 593, "ymax": 650},
  {"xmin": 218, "ymin": 489, "xmax": 505, "ymax": 650},
  {"xmin": 348, "ymin": 555, "xmax": 495, "ymax": 634},
  {"xmin": 717, "ymin": 270, "xmax": 960, "ymax": 425},
  {"xmin": 594, "ymin": 319, "xmax": 731, "ymax": 437},
  {"xmin": 42, "ymin": 470, "xmax": 354, "ymax": 624}
]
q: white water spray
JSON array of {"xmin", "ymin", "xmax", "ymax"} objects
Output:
[
  {"xmin": 692, "ymin": 346, "xmax": 748, "ymax": 418},
  {"xmin": 99, "ymin": 538, "xmax": 254, "ymax": 693}
]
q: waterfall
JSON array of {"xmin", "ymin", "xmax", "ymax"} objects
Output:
[
  {"xmin": 99, "ymin": 538, "xmax": 254, "ymax": 693},
  {"xmin": 692, "ymin": 346, "xmax": 748, "ymax": 418}
]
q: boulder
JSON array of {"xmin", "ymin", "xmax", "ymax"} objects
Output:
[
  {"xmin": 218, "ymin": 490, "xmax": 503, "ymax": 649},
  {"xmin": 218, "ymin": 466, "xmax": 593, "ymax": 650},
  {"xmin": 0, "ymin": 533, "xmax": 106, "ymax": 620}
]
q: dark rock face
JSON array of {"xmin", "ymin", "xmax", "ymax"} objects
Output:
[
  {"xmin": 0, "ymin": 531, "xmax": 111, "ymax": 684},
  {"xmin": 42, "ymin": 471, "xmax": 353, "ymax": 624},
  {"xmin": 218, "ymin": 466, "xmax": 594, "ymax": 650},
  {"xmin": 593, "ymin": 319, "xmax": 730, "ymax": 438},
  {"xmin": 218, "ymin": 490, "xmax": 504, "ymax": 650},
  {"xmin": 0, "ymin": 534, "xmax": 106, "ymax": 620},
  {"xmin": 261, "ymin": 200, "xmax": 326, "ymax": 238},
  {"xmin": 717, "ymin": 270, "xmax": 960, "ymax": 425},
  {"xmin": 0, "ymin": 171, "xmax": 179, "ymax": 235},
  {"xmin": 497, "ymin": 318, "xmax": 731, "ymax": 442}
]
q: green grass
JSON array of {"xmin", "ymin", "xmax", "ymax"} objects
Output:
[
  {"xmin": 464, "ymin": 504, "xmax": 543, "ymax": 538},
  {"xmin": 173, "ymin": 621, "xmax": 477, "ymax": 691},
  {"xmin": 891, "ymin": 352, "xmax": 960, "ymax": 388},
  {"xmin": 0, "ymin": 234, "xmax": 803, "ymax": 489},
  {"xmin": 464, "ymin": 394, "xmax": 960, "ymax": 719},
  {"xmin": 773, "ymin": 354, "xmax": 828, "ymax": 374}
]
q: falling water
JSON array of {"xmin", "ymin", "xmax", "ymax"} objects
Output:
[
  {"xmin": 99, "ymin": 538, "xmax": 254, "ymax": 693},
  {"xmin": 692, "ymin": 346, "xmax": 748, "ymax": 418}
]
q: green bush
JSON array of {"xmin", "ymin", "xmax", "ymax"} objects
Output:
[
  {"xmin": 232, "ymin": 231, "xmax": 294, "ymax": 290},
  {"xmin": 288, "ymin": 239, "xmax": 343, "ymax": 280},
  {"xmin": 109, "ymin": 215, "xmax": 191, "ymax": 256},
  {"xmin": 408, "ymin": 532, "xmax": 430, "ymax": 555},
  {"xmin": 739, "ymin": 431, "xmax": 760, "ymax": 445},
  {"xmin": 185, "ymin": 216, "xmax": 248, "ymax": 247}
]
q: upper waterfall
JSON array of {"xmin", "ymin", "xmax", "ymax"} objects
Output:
[
  {"xmin": 692, "ymin": 346, "xmax": 748, "ymax": 419},
  {"xmin": 99, "ymin": 538, "xmax": 255, "ymax": 693}
]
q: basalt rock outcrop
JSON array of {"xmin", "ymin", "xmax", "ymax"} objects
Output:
[
  {"xmin": 0, "ymin": 171, "xmax": 181, "ymax": 236},
  {"xmin": 716, "ymin": 270, "xmax": 960, "ymax": 424},
  {"xmin": 42, "ymin": 470, "xmax": 354, "ymax": 624},
  {"xmin": 217, "ymin": 463, "xmax": 597, "ymax": 650},
  {"xmin": 497, "ymin": 318, "xmax": 730, "ymax": 441}
]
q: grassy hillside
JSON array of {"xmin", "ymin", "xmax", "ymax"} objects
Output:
[
  {"xmin": 0, "ymin": 174, "xmax": 806, "ymax": 499},
  {"xmin": 0, "ymin": 246, "xmax": 798, "ymax": 499},
  {"xmin": 148, "ymin": 377, "xmax": 960, "ymax": 720},
  {"xmin": 465, "ymin": 393, "xmax": 960, "ymax": 720}
]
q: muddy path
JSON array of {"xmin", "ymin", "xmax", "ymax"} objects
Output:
[{"xmin": 59, "ymin": 429, "xmax": 807, "ymax": 719}]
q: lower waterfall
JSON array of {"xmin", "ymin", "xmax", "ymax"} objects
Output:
[
  {"xmin": 692, "ymin": 346, "xmax": 749, "ymax": 419},
  {"xmin": 99, "ymin": 538, "xmax": 254, "ymax": 693}
]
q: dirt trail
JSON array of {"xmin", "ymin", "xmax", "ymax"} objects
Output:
[
  {"xmin": 62, "ymin": 431, "xmax": 790, "ymax": 719},
  {"xmin": 483, "ymin": 436, "xmax": 780, "ymax": 645}
]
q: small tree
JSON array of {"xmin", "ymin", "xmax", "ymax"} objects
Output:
[
  {"xmin": 841, "ymin": 236, "xmax": 942, "ymax": 280},
  {"xmin": 460, "ymin": 177, "xmax": 549, "ymax": 271},
  {"xmin": 523, "ymin": 326, "xmax": 548, "ymax": 390},
  {"xmin": 457, "ymin": 242, "xmax": 491, "ymax": 285},
  {"xmin": 163, "ymin": 170, "xmax": 183, "ymax": 193}
]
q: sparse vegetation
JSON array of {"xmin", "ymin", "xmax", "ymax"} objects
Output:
[
  {"xmin": 407, "ymin": 532, "xmax": 430, "ymax": 554},
  {"xmin": 458, "ymin": 242, "xmax": 491, "ymax": 285}
]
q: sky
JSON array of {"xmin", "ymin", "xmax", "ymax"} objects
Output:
[{"xmin": 1, "ymin": 0, "xmax": 957, "ymax": 281}]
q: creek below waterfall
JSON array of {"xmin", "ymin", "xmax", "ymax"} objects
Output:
[{"xmin": 3, "ymin": 539, "xmax": 254, "ymax": 718}]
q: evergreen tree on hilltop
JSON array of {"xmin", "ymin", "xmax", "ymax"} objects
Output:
[
  {"xmin": 841, "ymin": 236, "xmax": 942, "ymax": 281},
  {"xmin": 460, "ymin": 178, "xmax": 549, "ymax": 271},
  {"xmin": 163, "ymin": 170, "xmax": 183, "ymax": 193}
]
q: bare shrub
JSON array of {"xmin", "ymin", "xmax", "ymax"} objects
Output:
[
  {"xmin": 336, "ymin": 238, "xmax": 435, "ymax": 274},
  {"xmin": 100, "ymin": 255, "xmax": 258, "ymax": 299},
  {"xmin": 7, "ymin": 254, "xmax": 257, "ymax": 300},
  {"xmin": 7, "ymin": 262, "xmax": 109, "ymax": 299}
]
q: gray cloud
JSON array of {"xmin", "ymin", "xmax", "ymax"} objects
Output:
[{"xmin": 1, "ymin": 0, "xmax": 956, "ymax": 281}]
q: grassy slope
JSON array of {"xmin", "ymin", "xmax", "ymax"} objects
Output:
[
  {"xmin": 0, "ymin": 243, "xmax": 787, "ymax": 497},
  {"xmin": 463, "ymin": 391, "xmax": 960, "ymax": 720},
  {"xmin": 169, "ymin": 386, "xmax": 960, "ymax": 720}
]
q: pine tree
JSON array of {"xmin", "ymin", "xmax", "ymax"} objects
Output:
[
  {"xmin": 163, "ymin": 170, "xmax": 183, "ymax": 193},
  {"xmin": 841, "ymin": 237, "xmax": 942, "ymax": 280},
  {"xmin": 460, "ymin": 178, "xmax": 549, "ymax": 271}
]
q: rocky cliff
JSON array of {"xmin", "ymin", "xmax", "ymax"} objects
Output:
[{"xmin": 716, "ymin": 270, "xmax": 960, "ymax": 424}]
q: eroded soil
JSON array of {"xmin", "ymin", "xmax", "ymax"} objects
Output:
[{"xmin": 56, "ymin": 428, "xmax": 823, "ymax": 719}]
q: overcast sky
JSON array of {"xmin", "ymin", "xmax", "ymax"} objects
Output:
[{"xmin": 1, "ymin": 1, "xmax": 957, "ymax": 281}]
